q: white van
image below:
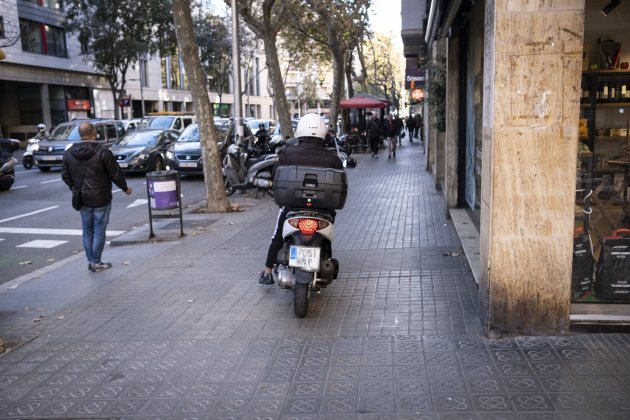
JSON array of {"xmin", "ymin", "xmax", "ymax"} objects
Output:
[{"xmin": 143, "ymin": 113, "xmax": 196, "ymax": 133}]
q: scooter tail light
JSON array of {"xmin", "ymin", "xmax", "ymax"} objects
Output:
[{"xmin": 288, "ymin": 218, "xmax": 329, "ymax": 235}]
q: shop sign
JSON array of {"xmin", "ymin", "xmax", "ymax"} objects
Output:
[
  {"xmin": 405, "ymin": 68, "xmax": 425, "ymax": 89},
  {"xmin": 66, "ymin": 99, "xmax": 91, "ymax": 111}
]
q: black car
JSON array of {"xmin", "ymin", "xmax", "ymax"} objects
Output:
[
  {"xmin": 110, "ymin": 128, "xmax": 180, "ymax": 174},
  {"xmin": 33, "ymin": 119, "xmax": 125, "ymax": 172},
  {"xmin": 164, "ymin": 121, "xmax": 254, "ymax": 175}
]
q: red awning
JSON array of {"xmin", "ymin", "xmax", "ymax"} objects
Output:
[{"xmin": 339, "ymin": 96, "xmax": 387, "ymax": 109}]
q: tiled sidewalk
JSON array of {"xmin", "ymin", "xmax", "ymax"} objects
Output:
[{"xmin": 0, "ymin": 141, "xmax": 629, "ymax": 418}]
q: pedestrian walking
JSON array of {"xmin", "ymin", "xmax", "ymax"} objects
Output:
[
  {"xmin": 394, "ymin": 114, "xmax": 404, "ymax": 146},
  {"xmin": 384, "ymin": 115, "xmax": 398, "ymax": 159},
  {"xmin": 406, "ymin": 115, "xmax": 416, "ymax": 143},
  {"xmin": 61, "ymin": 122, "xmax": 132, "ymax": 272},
  {"xmin": 413, "ymin": 113, "xmax": 422, "ymax": 139},
  {"xmin": 367, "ymin": 114, "xmax": 382, "ymax": 158}
]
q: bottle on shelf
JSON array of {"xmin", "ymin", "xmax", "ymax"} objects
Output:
[
  {"xmin": 610, "ymin": 82, "xmax": 616, "ymax": 101},
  {"xmin": 601, "ymin": 81, "xmax": 609, "ymax": 101},
  {"xmin": 614, "ymin": 82, "xmax": 621, "ymax": 101},
  {"xmin": 622, "ymin": 80, "xmax": 628, "ymax": 101}
]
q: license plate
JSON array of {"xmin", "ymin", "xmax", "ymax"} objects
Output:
[
  {"xmin": 118, "ymin": 162, "xmax": 128, "ymax": 168},
  {"xmin": 180, "ymin": 162, "xmax": 198, "ymax": 168},
  {"xmin": 289, "ymin": 246, "xmax": 320, "ymax": 272},
  {"xmin": 39, "ymin": 155, "xmax": 59, "ymax": 161}
]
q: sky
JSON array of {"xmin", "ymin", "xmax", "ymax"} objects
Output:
[
  {"xmin": 207, "ymin": 0, "xmax": 403, "ymax": 49},
  {"xmin": 370, "ymin": 0, "xmax": 403, "ymax": 49}
]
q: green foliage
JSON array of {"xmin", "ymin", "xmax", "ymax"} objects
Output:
[
  {"xmin": 65, "ymin": 0, "xmax": 176, "ymax": 113},
  {"xmin": 426, "ymin": 43, "xmax": 446, "ymax": 132}
]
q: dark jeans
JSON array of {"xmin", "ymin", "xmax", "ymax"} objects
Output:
[
  {"xmin": 265, "ymin": 207, "xmax": 289, "ymax": 269},
  {"xmin": 369, "ymin": 137, "xmax": 380, "ymax": 155}
]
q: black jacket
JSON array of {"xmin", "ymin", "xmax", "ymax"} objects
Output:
[
  {"xmin": 277, "ymin": 138, "xmax": 343, "ymax": 170},
  {"xmin": 367, "ymin": 119, "xmax": 382, "ymax": 138},
  {"xmin": 61, "ymin": 141, "xmax": 128, "ymax": 208},
  {"xmin": 384, "ymin": 120, "xmax": 398, "ymax": 137}
]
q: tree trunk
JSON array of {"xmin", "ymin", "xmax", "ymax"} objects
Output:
[
  {"xmin": 172, "ymin": 0, "xmax": 230, "ymax": 213},
  {"xmin": 263, "ymin": 33, "xmax": 293, "ymax": 138},
  {"xmin": 345, "ymin": 52, "xmax": 354, "ymax": 99},
  {"xmin": 329, "ymin": 48, "xmax": 344, "ymax": 132},
  {"xmin": 109, "ymin": 81, "xmax": 120, "ymax": 120}
]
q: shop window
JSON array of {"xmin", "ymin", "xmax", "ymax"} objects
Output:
[
  {"xmin": 19, "ymin": 19, "xmax": 66, "ymax": 58},
  {"xmin": 572, "ymin": 1, "xmax": 630, "ymax": 304}
]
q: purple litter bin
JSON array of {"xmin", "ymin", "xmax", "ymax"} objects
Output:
[{"xmin": 147, "ymin": 170, "xmax": 179, "ymax": 210}]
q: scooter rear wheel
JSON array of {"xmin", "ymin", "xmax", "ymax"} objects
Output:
[
  {"xmin": 294, "ymin": 283, "xmax": 310, "ymax": 318},
  {"xmin": 224, "ymin": 177, "xmax": 236, "ymax": 196}
]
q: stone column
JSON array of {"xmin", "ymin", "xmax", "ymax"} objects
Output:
[
  {"xmin": 479, "ymin": 0, "xmax": 584, "ymax": 334},
  {"xmin": 40, "ymin": 84, "xmax": 51, "ymax": 129}
]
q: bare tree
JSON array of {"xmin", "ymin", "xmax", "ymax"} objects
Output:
[
  {"xmin": 0, "ymin": 0, "xmax": 20, "ymax": 50},
  {"xmin": 290, "ymin": 0, "xmax": 371, "ymax": 130},
  {"xmin": 225, "ymin": 0, "xmax": 295, "ymax": 138},
  {"xmin": 172, "ymin": 0, "xmax": 231, "ymax": 213}
]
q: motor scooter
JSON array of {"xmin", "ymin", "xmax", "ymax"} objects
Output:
[
  {"xmin": 222, "ymin": 142, "xmax": 278, "ymax": 197},
  {"xmin": 0, "ymin": 138, "xmax": 20, "ymax": 190},
  {"xmin": 272, "ymin": 165, "xmax": 348, "ymax": 317},
  {"xmin": 22, "ymin": 137, "xmax": 40, "ymax": 169}
]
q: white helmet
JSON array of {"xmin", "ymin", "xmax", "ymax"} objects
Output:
[
  {"xmin": 295, "ymin": 113, "xmax": 327, "ymax": 141},
  {"xmin": 37, "ymin": 123, "xmax": 46, "ymax": 131}
]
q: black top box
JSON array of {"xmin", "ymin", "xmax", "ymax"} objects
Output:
[{"xmin": 273, "ymin": 165, "xmax": 348, "ymax": 210}]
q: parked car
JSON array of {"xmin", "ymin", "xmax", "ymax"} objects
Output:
[
  {"xmin": 142, "ymin": 113, "xmax": 196, "ymax": 132},
  {"xmin": 122, "ymin": 118, "xmax": 144, "ymax": 131},
  {"xmin": 109, "ymin": 128, "xmax": 180, "ymax": 174},
  {"xmin": 32, "ymin": 119, "xmax": 125, "ymax": 172},
  {"xmin": 269, "ymin": 120, "xmax": 298, "ymax": 144},
  {"xmin": 246, "ymin": 118, "xmax": 276, "ymax": 134},
  {"xmin": 164, "ymin": 121, "xmax": 255, "ymax": 175}
]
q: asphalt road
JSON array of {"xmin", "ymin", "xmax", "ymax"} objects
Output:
[{"xmin": 0, "ymin": 157, "xmax": 207, "ymax": 284}]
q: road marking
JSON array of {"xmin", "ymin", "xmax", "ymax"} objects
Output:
[
  {"xmin": 0, "ymin": 227, "xmax": 124, "ymax": 236},
  {"xmin": 127, "ymin": 199, "xmax": 148, "ymax": 208},
  {"xmin": 17, "ymin": 239, "xmax": 68, "ymax": 248},
  {"xmin": 0, "ymin": 206, "xmax": 59, "ymax": 224},
  {"xmin": 10, "ymin": 185, "xmax": 27, "ymax": 190},
  {"xmin": 41, "ymin": 178, "xmax": 62, "ymax": 184}
]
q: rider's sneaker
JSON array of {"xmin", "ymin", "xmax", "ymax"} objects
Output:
[{"xmin": 259, "ymin": 271, "xmax": 274, "ymax": 285}]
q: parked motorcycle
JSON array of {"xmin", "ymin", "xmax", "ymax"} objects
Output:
[
  {"xmin": 272, "ymin": 165, "xmax": 348, "ymax": 317},
  {"xmin": 22, "ymin": 137, "xmax": 41, "ymax": 169},
  {"xmin": 222, "ymin": 142, "xmax": 278, "ymax": 197},
  {"xmin": 0, "ymin": 138, "xmax": 20, "ymax": 191}
]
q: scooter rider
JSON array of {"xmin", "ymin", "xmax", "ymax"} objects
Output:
[
  {"xmin": 259, "ymin": 113, "xmax": 344, "ymax": 285},
  {"xmin": 34, "ymin": 123, "xmax": 48, "ymax": 140},
  {"xmin": 254, "ymin": 123, "xmax": 269, "ymax": 145}
]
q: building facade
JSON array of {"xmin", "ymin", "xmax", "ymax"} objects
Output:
[
  {"xmin": 405, "ymin": 0, "xmax": 630, "ymax": 334},
  {"xmin": 0, "ymin": 0, "xmax": 275, "ymax": 141}
]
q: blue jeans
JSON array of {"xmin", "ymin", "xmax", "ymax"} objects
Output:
[{"xmin": 80, "ymin": 202, "xmax": 112, "ymax": 264}]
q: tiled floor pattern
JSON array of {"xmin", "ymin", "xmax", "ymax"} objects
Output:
[{"xmin": 1, "ymin": 143, "xmax": 629, "ymax": 418}]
